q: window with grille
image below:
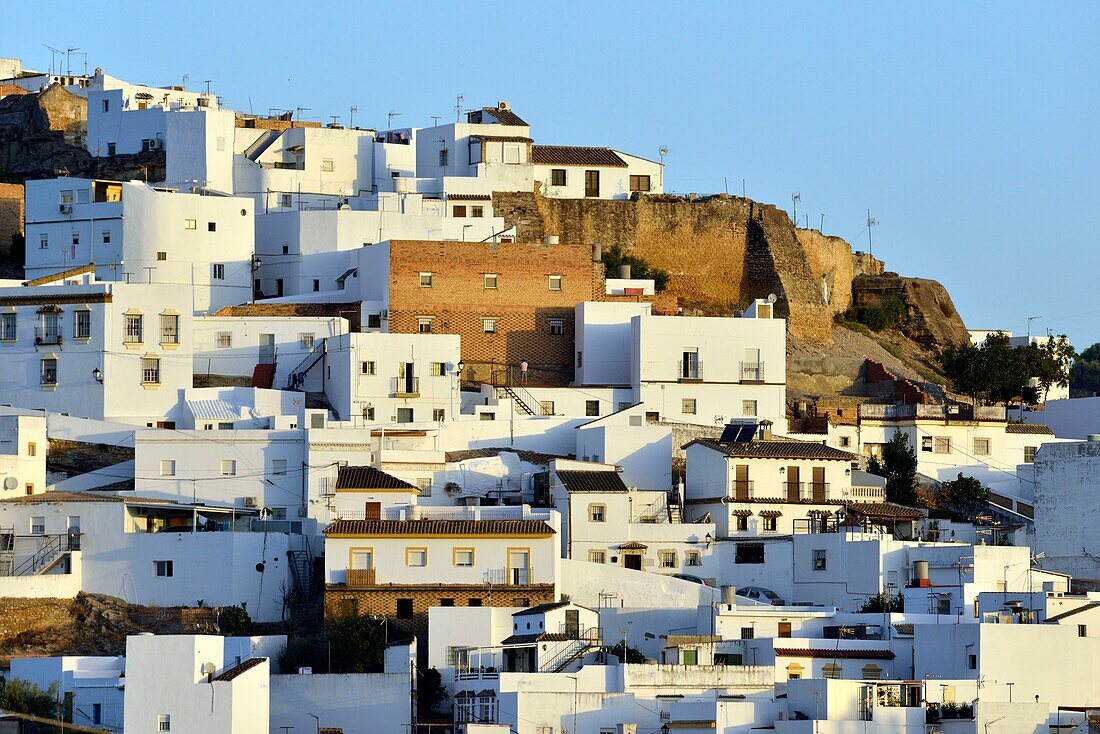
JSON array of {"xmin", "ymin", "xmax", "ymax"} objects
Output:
[
  {"xmin": 934, "ymin": 437, "xmax": 951, "ymax": 454},
  {"xmin": 742, "ymin": 400, "xmax": 758, "ymax": 417},
  {"xmin": 157, "ymin": 714, "xmax": 171, "ymax": 732},
  {"xmin": 40, "ymin": 358, "xmax": 58, "ymax": 385},
  {"xmin": 160, "ymin": 460, "xmax": 176, "ymax": 477},
  {"xmin": 539, "ymin": 400, "xmax": 554, "ymax": 416},
  {"xmin": 685, "ymin": 551, "xmax": 702, "ymax": 567},
  {"xmin": 682, "ymin": 398, "xmax": 697, "ymax": 415},
  {"xmin": 973, "ymin": 437, "xmax": 991, "ymax": 456},
  {"xmin": 1, "ymin": 313, "xmax": 16, "ymax": 341},
  {"xmin": 417, "ymin": 478, "xmax": 432, "ymax": 496},
  {"xmin": 551, "ymin": 169, "xmax": 566, "ymax": 186},
  {"xmin": 125, "ymin": 314, "xmax": 143, "ymax": 343},
  {"xmin": 419, "ymin": 272, "xmax": 433, "ymax": 287},
  {"xmin": 217, "ymin": 332, "xmax": 232, "ymax": 348},
  {"xmin": 74, "ymin": 310, "xmax": 90, "ymax": 339},
  {"xmin": 483, "ymin": 318, "xmax": 497, "ymax": 334},
  {"xmin": 212, "ymin": 263, "xmax": 225, "ymax": 280},
  {"xmin": 299, "ymin": 333, "xmax": 315, "ymax": 349},
  {"xmin": 361, "ymin": 361, "xmax": 376, "ymax": 375},
  {"xmin": 588, "ymin": 504, "xmax": 606, "ymax": 522},
  {"xmin": 658, "ymin": 550, "xmax": 677, "ymax": 568},
  {"xmin": 549, "ymin": 318, "xmax": 564, "ymax": 335},
  {"xmin": 160, "ymin": 314, "xmax": 179, "ymax": 344},
  {"xmin": 471, "ymin": 206, "xmax": 484, "ymax": 217},
  {"xmin": 281, "ymin": 194, "xmax": 293, "ymax": 208},
  {"xmin": 321, "ymin": 158, "xmax": 334, "ymax": 172},
  {"xmin": 418, "ymin": 318, "xmax": 432, "ymax": 333},
  {"xmin": 141, "ymin": 357, "xmax": 160, "ymax": 384},
  {"xmin": 1024, "ymin": 446, "xmax": 1037, "ymax": 463},
  {"xmin": 588, "ymin": 550, "xmax": 606, "ymax": 563}
]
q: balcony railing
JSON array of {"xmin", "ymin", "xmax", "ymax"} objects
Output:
[
  {"xmin": 391, "ymin": 376, "xmax": 420, "ymax": 396},
  {"xmin": 859, "ymin": 403, "xmax": 1006, "ymax": 422},
  {"xmin": 332, "ymin": 504, "xmax": 551, "ymax": 522},
  {"xmin": 347, "ymin": 568, "xmax": 376, "ymax": 587},
  {"xmin": 740, "ymin": 361, "xmax": 764, "ymax": 381},
  {"xmin": 484, "ymin": 567, "xmax": 536, "ymax": 586},
  {"xmin": 729, "ymin": 480, "xmax": 754, "ymax": 501},
  {"xmin": 677, "ymin": 359, "xmax": 702, "ymax": 382},
  {"xmin": 784, "ymin": 482, "xmax": 830, "ymax": 502},
  {"xmin": 34, "ymin": 326, "xmax": 62, "ymax": 345}
]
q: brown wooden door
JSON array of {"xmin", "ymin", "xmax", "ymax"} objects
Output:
[
  {"xmin": 734, "ymin": 465, "xmax": 750, "ymax": 500},
  {"xmin": 812, "ymin": 467, "xmax": 826, "ymax": 502},
  {"xmin": 624, "ymin": 554, "xmax": 642, "ymax": 570},
  {"xmin": 786, "ymin": 467, "xmax": 800, "ymax": 501},
  {"xmin": 364, "ymin": 501, "xmax": 381, "ymax": 520},
  {"xmin": 778, "ymin": 622, "xmax": 792, "ymax": 638}
]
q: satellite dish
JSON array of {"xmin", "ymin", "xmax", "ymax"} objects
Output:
[
  {"xmin": 2, "ymin": 476, "xmax": 17, "ymax": 490},
  {"xmin": 201, "ymin": 662, "xmax": 217, "ymax": 675},
  {"xmin": 767, "ymin": 293, "xmax": 778, "ymax": 304}
]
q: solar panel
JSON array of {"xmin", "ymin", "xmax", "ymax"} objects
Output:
[{"xmin": 719, "ymin": 421, "xmax": 757, "ymax": 443}]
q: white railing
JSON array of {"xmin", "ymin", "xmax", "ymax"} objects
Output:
[{"xmin": 333, "ymin": 504, "xmax": 551, "ymax": 522}]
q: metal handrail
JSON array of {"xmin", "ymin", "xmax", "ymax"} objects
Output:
[
  {"xmin": 9, "ymin": 534, "xmax": 70, "ymax": 576},
  {"xmin": 539, "ymin": 626, "xmax": 603, "ymax": 673}
]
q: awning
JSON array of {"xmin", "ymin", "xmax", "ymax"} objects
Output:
[
  {"xmin": 731, "ymin": 509, "xmax": 753, "ymax": 517},
  {"xmin": 618, "ymin": 541, "xmax": 647, "ymax": 550},
  {"xmin": 758, "ymin": 510, "xmax": 782, "ymax": 518}
]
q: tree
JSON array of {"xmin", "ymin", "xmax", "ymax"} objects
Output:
[
  {"xmin": 858, "ymin": 593, "xmax": 904, "ymax": 613},
  {"xmin": 417, "ymin": 667, "xmax": 447, "ymax": 717},
  {"xmin": 869, "ymin": 430, "xmax": 919, "ymax": 506},
  {"xmin": 601, "ymin": 244, "xmax": 670, "ymax": 291},
  {"xmin": 277, "ymin": 615, "xmax": 388, "ymax": 674},
  {"xmin": 938, "ymin": 473, "xmax": 989, "ymax": 521},
  {"xmin": 1070, "ymin": 341, "xmax": 1100, "ymax": 396},
  {"xmin": 1024, "ymin": 335, "xmax": 1074, "ymax": 403},
  {"xmin": 0, "ymin": 678, "xmax": 58, "ymax": 718}
]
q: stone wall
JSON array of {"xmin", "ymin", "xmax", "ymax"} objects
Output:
[{"xmin": 0, "ymin": 181, "xmax": 22, "ymax": 258}]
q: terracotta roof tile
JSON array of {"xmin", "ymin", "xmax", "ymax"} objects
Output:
[
  {"xmin": 1005, "ymin": 423, "xmax": 1055, "ymax": 435},
  {"xmin": 444, "ymin": 447, "xmax": 572, "ymax": 465},
  {"xmin": 325, "ymin": 519, "xmax": 555, "ymax": 536},
  {"xmin": 556, "ymin": 470, "xmax": 628, "ymax": 493},
  {"xmin": 774, "ymin": 648, "xmax": 895, "ymax": 660},
  {"xmin": 532, "ymin": 145, "xmax": 626, "ymax": 167},
  {"xmin": 23, "ymin": 263, "xmax": 96, "ymax": 286},
  {"xmin": 481, "ymin": 106, "xmax": 528, "ymax": 126},
  {"xmin": 446, "ymin": 193, "xmax": 493, "ymax": 201},
  {"xmin": 213, "ymin": 657, "xmax": 266, "ymax": 681},
  {"xmin": 684, "ymin": 438, "xmax": 856, "ymax": 461},
  {"xmin": 0, "ymin": 491, "xmax": 173, "ymax": 505},
  {"xmin": 336, "ymin": 465, "xmax": 418, "ymax": 491}
]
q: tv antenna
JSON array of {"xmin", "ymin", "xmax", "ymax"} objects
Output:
[
  {"xmin": 791, "ymin": 192, "xmax": 801, "ymax": 225},
  {"xmin": 65, "ymin": 47, "xmax": 81, "ymax": 76},
  {"xmin": 294, "ymin": 106, "xmax": 311, "ymax": 128},
  {"xmin": 349, "ymin": 105, "xmax": 359, "ymax": 128},
  {"xmin": 431, "ymin": 115, "xmax": 442, "ymax": 126},
  {"xmin": 455, "ymin": 93, "xmax": 464, "ymax": 122},
  {"xmin": 41, "ymin": 44, "xmax": 62, "ymax": 75},
  {"xmin": 388, "ymin": 110, "xmax": 402, "ymax": 128},
  {"xmin": 329, "ymin": 115, "xmax": 341, "ymax": 127},
  {"xmin": 866, "ymin": 209, "xmax": 880, "ymax": 256}
]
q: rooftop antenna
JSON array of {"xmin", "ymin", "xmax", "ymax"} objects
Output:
[
  {"xmin": 431, "ymin": 115, "xmax": 442, "ymax": 126},
  {"xmin": 866, "ymin": 209, "xmax": 879, "ymax": 256},
  {"xmin": 295, "ymin": 106, "xmax": 311, "ymax": 128},
  {"xmin": 388, "ymin": 110, "xmax": 402, "ymax": 128},
  {"xmin": 791, "ymin": 192, "xmax": 801, "ymax": 225},
  {"xmin": 182, "ymin": 74, "xmax": 189, "ymax": 88},
  {"xmin": 455, "ymin": 93, "xmax": 464, "ymax": 122},
  {"xmin": 204, "ymin": 80, "xmax": 212, "ymax": 96},
  {"xmin": 659, "ymin": 146, "xmax": 669, "ymax": 192},
  {"xmin": 65, "ymin": 47, "xmax": 80, "ymax": 76},
  {"xmin": 349, "ymin": 105, "xmax": 358, "ymax": 128},
  {"xmin": 329, "ymin": 115, "xmax": 340, "ymax": 127},
  {"xmin": 42, "ymin": 44, "xmax": 62, "ymax": 75}
]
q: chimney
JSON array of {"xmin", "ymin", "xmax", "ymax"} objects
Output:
[
  {"xmin": 619, "ymin": 263, "xmax": 631, "ymax": 279},
  {"xmin": 591, "ymin": 242, "xmax": 603, "ymax": 262}
]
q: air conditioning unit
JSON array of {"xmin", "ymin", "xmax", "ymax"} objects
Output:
[
  {"xmin": 244, "ymin": 497, "xmax": 259, "ymax": 508},
  {"xmin": 59, "ymin": 204, "xmax": 72, "ymax": 214},
  {"xmin": 380, "ymin": 309, "xmax": 389, "ymax": 319},
  {"xmin": 148, "ymin": 138, "xmax": 162, "ymax": 150}
]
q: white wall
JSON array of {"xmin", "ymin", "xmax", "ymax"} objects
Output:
[
  {"xmin": 0, "ymin": 413, "xmax": 47, "ymax": 497},
  {"xmin": 270, "ymin": 672, "xmax": 411, "ymax": 734},
  {"xmin": 1033, "ymin": 440, "xmax": 1100, "ymax": 577}
]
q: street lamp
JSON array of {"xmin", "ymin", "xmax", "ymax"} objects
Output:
[{"xmin": 92, "ymin": 367, "xmax": 103, "ymax": 383}]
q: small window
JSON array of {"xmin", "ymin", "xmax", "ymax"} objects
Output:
[
  {"xmin": 74, "ymin": 311, "xmax": 91, "ymax": 339},
  {"xmin": 839, "ymin": 436, "xmax": 851, "ymax": 448},
  {"xmin": 299, "ymin": 333, "xmax": 315, "ymax": 349},
  {"xmin": 367, "ymin": 314, "xmax": 382, "ymax": 329},
  {"xmin": 216, "ymin": 136, "xmax": 226, "ymax": 151},
  {"xmin": 220, "ymin": 459, "xmax": 236, "ymax": 476},
  {"xmin": 281, "ymin": 194, "xmax": 293, "ymax": 208},
  {"xmin": 740, "ymin": 627, "xmax": 755, "ymax": 640},
  {"xmin": 548, "ymin": 274, "xmax": 563, "ymax": 291},
  {"xmin": 397, "ymin": 407, "xmax": 414, "ymax": 423},
  {"xmin": 685, "ymin": 551, "xmax": 702, "ymax": 567},
  {"xmin": 1024, "ymin": 446, "xmax": 1037, "ymax": 463},
  {"xmin": 272, "ymin": 459, "xmax": 287, "ymax": 476},
  {"xmin": 588, "ymin": 550, "xmax": 606, "ymax": 564},
  {"xmin": 822, "ymin": 663, "xmax": 842, "ymax": 679},
  {"xmin": 157, "ymin": 714, "xmax": 171, "ymax": 732},
  {"xmin": 973, "ymin": 437, "xmax": 991, "ymax": 456},
  {"xmin": 763, "ymin": 515, "xmax": 778, "ymax": 532},
  {"xmin": 577, "ymin": 351, "xmax": 583, "ymax": 368},
  {"xmin": 551, "ymin": 169, "xmax": 567, "ymax": 186},
  {"xmin": 406, "ymin": 548, "xmax": 427, "ymax": 567},
  {"xmin": 0, "ymin": 313, "xmax": 15, "ymax": 341},
  {"xmin": 454, "ymin": 548, "xmax": 475, "ymax": 567},
  {"xmin": 71, "ymin": 232, "xmax": 80, "ymax": 245},
  {"xmin": 658, "ymin": 550, "xmax": 677, "ymax": 568},
  {"xmin": 967, "ymin": 654, "xmax": 977, "ymax": 670},
  {"xmin": 156, "ymin": 251, "xmax": 167, "ymax": 261},
  {"xmin": 417, "ymin": 477, "xmax": 432, "ymax": 497},
  {"xmin": 160, "ymin": 460, "xmax": 176, "ymax": 477},
  {"xmin": 539, "ymin": 400, "xmax": 554, "ymax": 416},
  {"xmin": 27, "ymin": 442, "xmax": 36, "ymax": 457},
  {"xmin": 101, "ymin": 99, "xmax": 110, "ymax": 113},
  {"xmin": 321, "ymin": 158, "xmax": 334, "ymax": 172},
  {"xmin": 184, "ymin": 219, "xmax": 196, "ymax": 230},
  {"xmin": 736, "ymin": 514, "xmax": 749, "ymax": 531},
  {"xmin": 483, "ymin": 318, "xmax": 497, "ymax": 334},
  {"xmin": 585, "ymin": 400, "xmax": 600, "ymax": 417},
  {"xmin": 361, "ymin": 361, "xmax": 376, "ymax": 375},
  {"xmin": 160, "ymin": 314, "xmax": 179, "ymax": 344},
  {"xmin": 735, "ymin": 543, "xmax": 765, "ymax": 564},
  {"xmin": 588, "ymin": 503, "xmax": 606, "ymax": 522},
  {"xmin": 40, "ymin": 358, "xmax": 58, "ymax": 385},
  {"xmin": 154, "ymin": 561, "xmax": 174, "ymax": 578},
  {"xmin": 418, "ymin": 318, "xmax": 432, "ymax": 333},
  {"xmin": 312, "ymin": 279, "xmax": 320, "ymax": 292},
  {"xmin": 141, "ymin": 357, "xmax": 160, "ymax": 384},
  {"xmin": 396, "ymin": 599, "xmax": 414, "ymax": 618},
  {"xmin": 212, "ymin": 263, "xmax": 225, "ymax": 280},
  {"xmin": 549, "ymin": 318, "xmax": 565, "ymax": 335},
  {"xmin": 934, "ymin": 437, "xmax": 951, "ymax": 454},
  {"xmin": 813, "ymin": 549, "xmax": 827, "ymax": 571},
  {"xmin": 629, "ymin": 175, "xmax": 651, "ymax": 193},
  {"xmin": 471, "ymin": 205, "xmax": 484, "ymax": 218},
  {"xmin": 682, "ymin": 398, "xmax": 697, "ymax": 415},
  {"xmin": 102, "ymin": 230, "xmax": 110, "ymax": 244},
  {"xmin": 207, "ymin": 222, "xmax": 217, "ymax": 232},
  {"xmin": 39, "ymin": 233, "xmax": 48, "ymax": 249},
  {"xmin": 1078, "ymin": 624, "xmax": 1087, "ymax": 638},
  {"xmin": 217, "ymin": 332, "xmax": 233, "ymax": 348},
  {"xmin": 453, "ymin": 205, "xmax": 466, "ymax": 218},
  {"xmin": 439, "ymin": 148, "xmax": 449, "ymax": 167},
  {"xmin": 433, "ymin": 408, "xmax": 446, "ymax": 422},
  {"xmin": 468, "ymin": 598, "xmax": 483, "ymax": 607},
  {"xmin": 30, "ymin": 516, "xmax": 45, "ymax": 534},
  {"xmin": 921, "ymin": 436, "xmax": 933, "ymax": 452},
  {"xmin": 107, "ymin": 142, "xmax": 116, "ymax": 156},
  {"xmin": 430, "ymin": 362, "xmax": 446, "ymax": 377},
  {"xmin": 483, "ymin": 273, "xmax": 498, "ymax": 289},
  {"xmin": 419, "ymin": 272, "xmax": 433, "ymax": 287}
]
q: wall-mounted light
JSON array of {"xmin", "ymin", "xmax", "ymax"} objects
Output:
[
  {"xmin": 779, "ymin": 467, "xmax": 785, "ymax": 474},
  {"xmin": 92, "ymin": 367, "xmax": 103, "ymax": 383},
  {"xmin": 456, "ymin": 360, "xmax": 465, "ymax": 374},
  {"xmin": 845, "ymin": 468, "xmax": 851, "ymax": 476}
]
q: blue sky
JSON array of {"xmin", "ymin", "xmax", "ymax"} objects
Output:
[{"xmin": 4, "ymin": 2, "xmax": 1098, "ymax": 348}]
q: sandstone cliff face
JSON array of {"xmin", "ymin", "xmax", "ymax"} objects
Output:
[{"xmin": 852, "ymin": 274, "xmax": 970, "ymax": 346}]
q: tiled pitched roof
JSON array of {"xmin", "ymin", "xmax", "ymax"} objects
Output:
[
  {"xmin": 23, "ymin": 263, "xmax": 96, "ymax": 286},
  {"xmin": 684, "ymin": 438, "xmax": 856, "ymax": 461},
  {"xmin": 513, "ymin": 600, "xmax": 571, "ymax": 617},
  {"xmin": 532, "ymin": 145, "xmax": 627, "ymax": 167},
  {"xmin": 212, "ymin": 302, "xmax": 357, "ymax": 318},
  {"xmin": 444, "ymin": 447, "xmax": 573, "ymax": 465},
  {"xmin": 213, "ymin": 657, "xmax": 266, "ymax": 681},
  {"xmin": 0, "ymin": 491, "xmax": 172, "ymax": 505},
  {"xmin": 325, "ymin": 519, "xmax": 555, "ymax": 536},
  {"xmin": 335, "ymin": 465, "xmax": 418, "ymax": 491},
  {"xmin": 844, "ymin": 501, "xmax": 924, "ymax": 519},
  {"xmin": 446, "ymin": 193, "xmax": 493, "ymax": 201},
  {"xmin": 1045, "ymin": 601, "xmax": 1100, "ymax": 623},
  {"xmin": 471, "ymin": 134, "xmax": 533, "ymax": 143},
  {"xmin": 556, "ymin": 470, "xmax": 628, "ymax": 493},
  {"xmin": 774, "ymin": 648, "xmax": 895, "ymax": 660},
  {"xmin": 1005, "ymin": 423, "xmax": 1055, "ymax": 435},
  {"xmin": 482, "ymin": 106, "xmax": 528, "ymax": 126}
]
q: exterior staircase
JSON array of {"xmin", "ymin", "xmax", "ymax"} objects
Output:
[
  {"xmin": 251, "ymin": 363, "xmax": 276, "ymax": 389},
  {"xmin": 497, "ymin": 385, "xmax": 537, "ymax": 416},
  {"xmin": 244, "ymin": 129, "xmax": 281, "ymax": 161},
  {"xmin": 540, "ymin": 627, "xmax": 602, "ymax": 673}
]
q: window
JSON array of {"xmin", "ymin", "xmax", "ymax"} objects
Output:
[
  {"xmin": 39, "ymin": 233, "xmax": 48, "ymax": 249},
  {"xmin": 27, "ymin": 442, "xmax": 36, "ymax": 457},
  {"xmin": 736, "ymin": 514, "xmax": 749, "ymax": 531},
  {"xmin": 212, "ymin": 263, "xmax": 225, "ymax": 280},
  {"xmin": 813, "ymin": 549, "xmax": 827, "ymax": 571},
  {"xmin": 107, "ymin": 142, "xmax": 116, "ymax": 156},
  {"xmin": 220, "ymin": 459, "xmax": 236, "ymax": 476},
  {"xmin": 740, "ymin": 627, "xmax": 755, "ymax": 640},
  {"xmin": 160, "ymin": 314, "xmax": 179, "ymax": 344},
  {"xmin": 416, "ymin": 477, "xmax": 432, "ymax": 496},
  {"xmin": 40, "ymin": 358, "xmax": 58, "ymax": 385},
  {"xmin": 313, "ymin": 279, "xmax": 320, "ymax": 292},
  {"xmin": 102, "ymin": 230, "xmax": 110, "ymax": 244},
  {"xmin": 217, "ymin": 332, "xmax": 232, "ymax": 348},
  {"xmin": 157, "ymin": 714, "xmax": 171, "ymax": 732},
  {"xmin": 763, "ymin": 515, "xmax": 778, "ymax": 532},
  {"xmin": 74, "ymin": 311, "xmax": 90, "ymax": 339},
  {"xmin": 585, "ymin": 400, "xmax": 600, "ymax": 417},
  {"xmin": 468, "ymin": 598, "xmax": 483, "ymax": 607},
  {"xmin": 933, "ymin": 437, "xmax": 951, "ymax": 454},
  {"xmin": 548, "ymin": 274, "xmax": 563, "ymax": 291},
  {"xmin": 156, "ymin": 251, "xmax": 167, "ymax": 262},
  {"xmin": 471, "ymin": 206, "xmax": 484, "ymax": 218},
  {"xmin": 418, "ymin": 318, "xmax": 432, "ymax": 333},
  {"xmin": 406, "ymin": 548, "xmax": 427, "ymax": 567},
  {"xmin": 454, "ymin": 548, "xmax": 475, "ymax": 567},
  {"xmin": 30, "ymin": 516, "xmax": 45, "ymax": 534},
  {"xmin": 453, "ymin": 205, "xmax": 466, "ymax": 218},
  {"xmin": 272, "ymin": 459, "xmax": 287, "ymax": 476},
  {"xmin": 735, "ymin": 543, "xmax": 765, "ymax": 564},
  {"xmin": 184, "ymin": 219, "xmax": 196, "ymax": 230},
  {"xmin": 299, "ymin": 333, "xmax": 315, "ymax": 349},
  {"xmin": 367, "ymin": 313, "xmax": 381, "ymax": 329},
  {"xmin": 396, "ymin": 598, "xmax": 414, "ymax": 618},
  {"xmin": 973, "ymin": 437, "xmax": 991, "ymax": 456},
  {"xmin": 141, "ymin": 357, "xmax": 160, "ymax": 384},
  {"xmin": 967, "ymin": 654, "xmax": 977, "ymax": 671},
  {"xmin": 549, "ymin": 318, "xmax": 565, "ymax": 335},
  {"xmin": 539, "ymin": 400, "xmax": 555, "ymax": 416},
  {"xmin": 281, "ymin": 194, "xmax": 293, "ymax": 208},
  {"xmin": 483, "ymin": 318, "xmax": 497, "ymax": 334},
  {"xmin": 160, "ymin": 460, "xmax": 176, "ymax": 477},
  {"xmin": 92, "ymin": 703, "xmax": 102, "ymax": 725},
  {"xmin": 685, "ymin": 551, "xmax": 702, "ymax": 567},
  {"xmin": 433, "ymin": 408, "xmax": 445, "ymax": 421},
  {"xmin": 1078, "ymin": 624, "xmax": 1087, "ymax": 638},
  {"xmin": 577, "ymin": 351, "xmax": 583, "ymax": 368},
  {"xmin": 682, "ymin": 398, "xmax": 697, "ymax": 415},
  {"xmin": 742, "ymin": 400, "xmax": 758, "ymax": 417},
  {"xmin": 584, "ymin": 169, "xmax": 600, "ymax": 197},
  {"xmin": 588, "ymin": 550, "xmax": 606, "ymax": 564},
  {"xmin": 839, "ymin": 436, "xmax": 851, "ymax": 448},
  {"xmin": 125, "ymin": 314, "xmax": 143, "ymax": 343},
  {"xmin": 397, "ymin": 407, "xmax": 414, "ymax": 423},
  {"xmin": 438, "ymin": 148, "xmax": 449, "ymax": 167},
  {"xmin": 1024, "ymin": 446, "xmax": 1038, "ymax": 463},
  {"xmin": 551, "ymin": 169, "xmax": 567, "ymax": 186},
  {"xmin": 0, "ymin": 312, "xmax": 14, "ymax": 341},
  {"xmin": 430, "ymin": 362, "xmax": 446, "ymax": 377},
  {"xmin": 207, "ymin": 222, "xmax": 217, "ymax": 232},
  {"xmin": 658, "ymin": 550, "xmax": 677, "ymax": 568},
  {"xmin": 101, "ymin": 99, "xmax": 109, "ymax": 113},
  {"xmin": 216, "ymin": 136, "xmax": 226, "ymax": 151},
  {"xmin": 588, "ymin": 503, "xmax": 606, "ymax": 522},
  {"xmin": 154, "ymin": 561, "xmax": 174, "ymax": 578},
  {"xmin": 483, "ymin": 273, "xmax": 498, "ymax": 289},
  {"xmin": 71, "ymin": 232, "xmax": 80, "ymax": 246},
  {"xmin": 321, "ymin": 158, "xmax": 334, "ymax": 172},
  {"xmin": 822, "ymin": 663, "xmax": 842, "ymax": 679},
  {"xmin": 629, "ymin": 175, "xmax": 651, "ymax": 192},
  {"xmin": 361, "ymin": 361, "xmax": 376, "ymax": 375}
]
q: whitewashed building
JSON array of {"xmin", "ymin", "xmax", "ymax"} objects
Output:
[
  {"xmin": 0, "ymin": 413, "xmax": 46, "ymax": 497},
  {"xmin": 1033, "ymin": 438, "xmax": 1100, "ymax": 579}
]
